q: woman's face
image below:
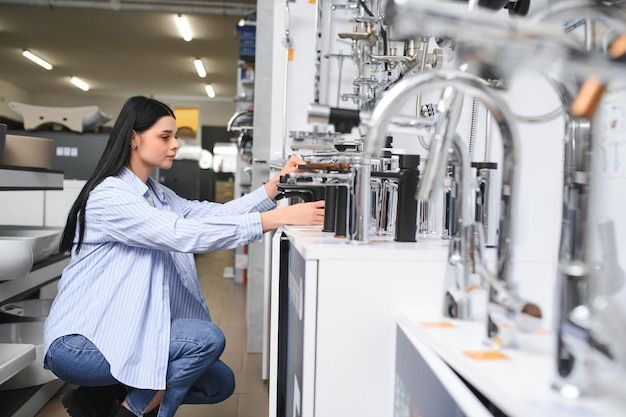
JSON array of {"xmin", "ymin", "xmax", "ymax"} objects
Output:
[{"xmin": 129, "ymin": 115, "xmax": 179, "ymax": 180}]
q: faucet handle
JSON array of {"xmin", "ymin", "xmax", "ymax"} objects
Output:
[
  {"xmin": 609, "ymin": 33, "xmax": 626, "ymax": 61},
  {"xmin": 570, "ymin": 77, "xmax": 607, "ymax": 120},
  {"xmin": 570, "ymin": 34, "xmax": 626, "ymax": 120}
]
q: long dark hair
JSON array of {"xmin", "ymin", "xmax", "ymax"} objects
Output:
[{"xmin": 60, "ymin": 96, "xmax": 175, "ymax": 253}]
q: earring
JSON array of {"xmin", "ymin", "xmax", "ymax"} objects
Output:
[{"xmin": 131, "ymin": 144, "xmax": 137, "ymax": 150}]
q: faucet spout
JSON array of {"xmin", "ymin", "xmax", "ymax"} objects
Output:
[
  {"xmin": 364, "ymin": 70, "xmax": 518, "ymax": 288},
  {"xmin": 417, "ymin": 86, "xmax": 464, "ymax": 203}
]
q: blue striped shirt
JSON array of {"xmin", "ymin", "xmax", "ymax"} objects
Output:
[{"xmin": 43, "ymin": 167, "xmax": 276, "ymax": 389}]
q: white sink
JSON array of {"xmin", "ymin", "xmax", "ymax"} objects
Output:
[
  {"xmin": 0, "ymin": 226, "xmax": 63, "ymax": 263},
  {"xmin": 0, "ymin": 322, "xmax": 57, "ymax": 389},
  {"xmin": 0, "ymin": 343, "xmax": 36, "ymax": 387},
  {"xmin": 0, "ymin": 240, "xmax": 33, "ymax": 280}
]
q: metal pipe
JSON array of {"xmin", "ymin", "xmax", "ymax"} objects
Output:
[
  {"xmin": 348, "ymin": 155, "xmax": 371, "ymax": 243},
  {"xmin": 442, "ymin": 134, "xmax": 470, "ymax": 319},
  {"xmin": 307, "ymin": 103, "xmax": 437, "ymax": 137},
  {"xmin": 531, "ymin": 0, "xmax": 626, "ymax": 41},
  {"xmin": 227, "ymin": 110, "xmax": 254, "ymax": 132},
  {"xmin": 0, "ymin": 0, "xmax": 255, "ymax": 15}
]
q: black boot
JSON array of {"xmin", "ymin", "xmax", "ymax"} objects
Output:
[
  {"xmin": 144, "ymin": 407, "xmax": 159, "ymax": 417},
  {"xmin": 61, "ymin": 384, "xmax": 126, "ymax": 417},
  {"xmin": 112, "ymin": 403, "xmax": 137, "ymax": 417}
]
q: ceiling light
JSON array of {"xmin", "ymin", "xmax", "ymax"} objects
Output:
[
  {"xmin": 205, "ymin": 84, "xmax": 216, "ymax": 98},
  {"xmin": 70, "ymin": 76, "xmax": 89, "ymax": 92},
  {"xmin": 175, "ymin": 14, "xmax": 193, "ymax": 42},
  {"xmin": 194, "ymin": 58, "xmax": 206, "ymax": 78},
  {"xmin": 22, "ymin": 50, "xmax": 53, "ymax": 70}
]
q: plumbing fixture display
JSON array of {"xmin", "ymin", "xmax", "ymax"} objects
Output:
[
  {"xmin": 524, "ymin": 3, "xmax": 626, "ymax": 399},
  {"xmin": 262, "ymin": 0, "xmax": 626, "ymax": 415},
  {"xmin": 361, "ymin": 68, "xmax": 530, "ymax": 345},
  {"xmin": 370, "ymin": 153, "xmax": 400, "ymax": 237},
  {"xmin": 552, "ymin": 78, "xmax": 623, "ymax": 398},
  {"xmin": 371, "ymin": 153, "xmax": 421, "ymax": 242},
  {"xmin": 265, "ymin": 1, "xmax": 626, "ymax": 415},
  {"xmin": 278, "ymin": 157, "xmax": 355, "ymax": 239},
  {"xmin": 378, "ymin": 0, "xmax": 626, "ymax": 349}
]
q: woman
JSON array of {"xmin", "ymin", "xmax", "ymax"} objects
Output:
[{"xmin": 43, "ymin": 96, "xmax": 325, "ymax": 417}]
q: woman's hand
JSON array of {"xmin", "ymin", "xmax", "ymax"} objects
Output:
[
  {"xmin": 263, "ymin": 155, "xmax": 305, "ymax": 199},
  {"xmin": 260, "ymin": 200, "xmax": 325, "ymax": 232}
]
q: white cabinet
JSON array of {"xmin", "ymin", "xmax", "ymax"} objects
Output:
[{"xmin": 268, "ymin": 226, "xmax": 449, "ymax": 417}]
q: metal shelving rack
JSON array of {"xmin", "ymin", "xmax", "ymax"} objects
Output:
[{"xmin": 0, "ymin": 165, "xmax": 69, "ymax": 417}]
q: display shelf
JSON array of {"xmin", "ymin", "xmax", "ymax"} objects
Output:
[
  {"xmin": 0, "ymin": 344, "xmax": 36, "ymax": 387},
  {"xmin": 0, "ymin": 253, "xmax": 69, "ymax": 306},
  {"xmin": 0, "ymin": 379, "xmax": 65, "ymax": 417},
  {"xmin": 0, "ymin": 165, "xmax": 67, "ymax": 415},
  {"xmin": 0, "ymin": 166, "xmax": 63, "ymax": 191},
  {"xmin": 396, "ymin": 310, "xmax": 626, "ymax": 417}
]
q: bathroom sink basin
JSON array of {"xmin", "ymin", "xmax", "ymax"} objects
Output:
[
  {"xmin": 0, "ymin": 322, "xmax": 57, "ymax": 389},
  {"xmin": 0, "ymin": 226, "xmax": 63, "ymax": 263},
  {"xmin": 0, "ymin": 343, "xmax": 36, "ymax": 387},
  {"xmin": 0, "ymin": 240, "xmax": 33, "ymax": 280}
]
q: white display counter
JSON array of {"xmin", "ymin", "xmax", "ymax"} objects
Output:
[
  {"xmin": 268, "ymin": 225, "xmax": 450, "ymax": 417},
  {"xmin": 395, "ymin": 309, "xmax": 626, "ymax": 417}
]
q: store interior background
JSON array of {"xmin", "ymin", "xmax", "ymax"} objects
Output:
[
  {"xmin": 0, "ymin": 0, "xmax": 265, "ymax": 346},
  {"xmin": 1, "ymin": 0, "xmax": 626, "ymax": 416}
]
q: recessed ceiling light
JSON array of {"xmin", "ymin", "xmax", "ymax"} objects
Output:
[
  {"xmin": 22, "ymin": 50, "xmax": 53, "ymax": 70},
  {"xmin": 70, "ymin": 76, "xmax": 89, "ymax": 91},
  {"xmin": 205, "ymin": 84, "xmax": 216, "ymax": 98},
  {"xmin": 175, "ymin": 14, "xmax": 193, "ymax": 42},
  {"xmin": 194, "ymin": 58, "xmax": 207, "ymax": 78}
]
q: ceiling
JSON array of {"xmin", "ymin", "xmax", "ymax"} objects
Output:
[{"xmin": 0, "ymin": 1, "xmax": 257, "ymax": 104}]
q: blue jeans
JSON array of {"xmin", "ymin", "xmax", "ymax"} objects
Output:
[{"xmin": 44, "ymin": 318, "xmax": 235, "ymax": 417}]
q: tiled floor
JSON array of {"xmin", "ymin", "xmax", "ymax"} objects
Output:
[{"xmin": 35, "ymin": 249, "xmax": 269, "ymax": 417}]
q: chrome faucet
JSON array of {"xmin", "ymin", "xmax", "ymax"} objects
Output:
[
  {"xmin": 529, "ymin": 0, "xmax": 626, "ymax": 397},
  {"xmin": 551, "ymin": 76, "xmax": 626, "ymax": 398},
  {"xmin": 362, "ymin": 69, "xmax": 536, "ymax": 345},
  {"xmin": 441, "ymin": 134, "xmax": 479, "ymax": 320}
]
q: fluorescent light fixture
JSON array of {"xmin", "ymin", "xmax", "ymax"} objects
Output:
[
  {"xmin": 22, "ymin": 50, "xmax": 53, "ymax": 70},
  {"xmin": 70, "ymin": 76, "xmax": 89, "ymax": 91},
  {"xmin": 175, "ymin": 14, "xmax": 193, "ymax": 42},
  {"xmin": 205, "ymin": 84, "xmax": 216, "ymax": 98},
  {"xmin": 194, "ymin": 58, "xmax": 207, "ymax": 78}
]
